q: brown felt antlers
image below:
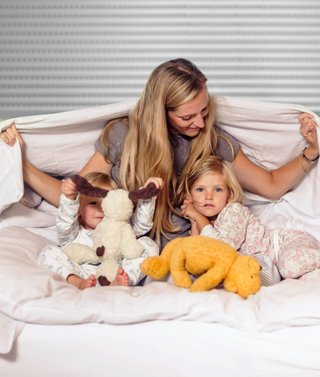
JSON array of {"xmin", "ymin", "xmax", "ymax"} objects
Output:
[{"xmin": 71, "ymin": 174, "xmax": 160, "ymax": 200}]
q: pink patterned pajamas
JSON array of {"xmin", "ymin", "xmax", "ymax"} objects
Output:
[{"xmin": 201, "ymin": 202, "xmax": 320, "ymax": 284}]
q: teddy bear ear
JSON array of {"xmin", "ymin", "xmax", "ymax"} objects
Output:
[
  {"xmin": 249, "ymin": 258, "xmax": 261, "ymax": 273},
  {"xmin": 71, "ymin": 174, "xmax": 108, "ymax": 198},
  {"xmin": 128, "ymin": 182, "xmax": 160, "ymax": 201}
]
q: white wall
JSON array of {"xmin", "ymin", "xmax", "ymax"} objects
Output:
[{"xmin": 0, "ymin": 0, "xmax": 319, "ymax": 117}]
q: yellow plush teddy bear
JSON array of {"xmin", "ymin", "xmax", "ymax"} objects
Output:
[{"xmin": 141, "ymin": 235, "xmax": 261, "ymax": 299}]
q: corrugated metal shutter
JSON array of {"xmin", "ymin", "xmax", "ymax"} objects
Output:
[{"xmin": 0, "ymin": 0, "xmax": 319, "ymax": 118}]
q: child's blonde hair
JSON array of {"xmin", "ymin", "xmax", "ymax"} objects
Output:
[
  {"xmin": 179, "ymin": 156, "xmax": 243, "ymax": 204},
  {"xmin": 83, "ymin": 171, "xmax": 118, "ymax": 191},
  {"xmin": 78, "ymin": 172, "xmax": 118, "ymax": 207}
]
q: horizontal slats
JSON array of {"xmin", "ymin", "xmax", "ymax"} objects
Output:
[{"xmin": 0, "ymin": 0, "xmax": 319, "ymax": 118}]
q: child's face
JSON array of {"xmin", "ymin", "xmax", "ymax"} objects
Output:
[
  {"xmin": 79, "ymin": 196, "xmax": 104, "ymax": 230},
  {"xmin": 188, "ymin": 172, "xmax": 230, "ymax": 218}
]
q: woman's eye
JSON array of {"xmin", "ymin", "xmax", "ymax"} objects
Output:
[{"xmin": 181, "ymin": 116, "xmax": 192, "ymax": 121}]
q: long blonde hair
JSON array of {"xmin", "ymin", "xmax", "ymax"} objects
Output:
[
  {"xmin": 104, "ymin": 59, "xmax": 219, "ymax": 241},
  {"xmin": 179, "ymin": 156, "xmax": 244, "ymax": 205}
]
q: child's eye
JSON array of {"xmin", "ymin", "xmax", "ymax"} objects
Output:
[
  {"xmin": 215, "ymin": 187, "xmax": 223, "ymax": 193},
  {"xmin": 196, "ymin": 188, "xmax": 204, "ymax": 192},
  {"xmin": 89, "ymin": 201, "xmax": 98, "ymax": 205}
]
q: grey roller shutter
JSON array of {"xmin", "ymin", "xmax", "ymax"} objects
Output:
[{"xmin": 0, "ymin": 0, "xmax": 319, "ymax": 118}]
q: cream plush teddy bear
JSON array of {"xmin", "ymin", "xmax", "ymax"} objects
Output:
[
  {"xmin": 141, "ymin": 235, "xmax": 261, "ymax": 298},
  {"xmin": 64, "ymin": 175, "xmax": 159, "ymax": 286}
]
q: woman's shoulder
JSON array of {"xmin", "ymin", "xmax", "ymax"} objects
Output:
[
  {"xmin": 95, "ymin": 116, "xmax": 129, "ymax": 160},
  {"xmin": 215, "ymin": 126, "xmax": 240, "ymax": 161},
  {"xmin": 107, "ymin": 117, "xmax": 129, "ymax": 143}
]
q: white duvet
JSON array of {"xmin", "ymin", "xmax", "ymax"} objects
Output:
[{"xmin": 0, "ymin": 96, "xmax": 320, "ymax": 355}]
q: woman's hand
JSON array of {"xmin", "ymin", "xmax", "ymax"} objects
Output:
[
  {"xmin": 299, "ymin": 113, "xmax": 319, "ymax": 160},
  {"xmin": 0, "ymin": 124, "xmax": 24, "ymax": 149}
]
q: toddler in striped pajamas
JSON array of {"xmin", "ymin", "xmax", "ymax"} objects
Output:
[{"xmin": 179, "ymin": 156, "xmax": 320, "ymax": 286}]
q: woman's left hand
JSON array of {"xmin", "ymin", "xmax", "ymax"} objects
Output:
[{"xmin": 299, "ymin": 113, "xmax": 319, "ymax": 158}]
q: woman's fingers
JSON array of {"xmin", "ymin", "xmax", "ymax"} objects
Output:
[{"xmin": 0, "ymin": 124, "xmax": 24, "ymax": 147}]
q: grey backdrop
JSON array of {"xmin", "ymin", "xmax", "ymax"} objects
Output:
[{"xmin": 0, "ymin": 0, "xmax": 319, "ymax": 118}]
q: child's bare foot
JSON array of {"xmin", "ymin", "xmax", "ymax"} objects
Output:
[
  {"xmin": 110, "ymin": 268, "xmax": 130, "ymax": 286},
  {"xmin": 67, "ymin": 274, "xmax": 97, "ymax": 290}
]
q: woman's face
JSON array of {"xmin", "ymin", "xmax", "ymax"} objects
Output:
[{"xmin": 167, "ymin": 87, "xmax": 209, "ymax": 138}]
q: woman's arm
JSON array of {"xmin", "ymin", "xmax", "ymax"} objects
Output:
[
  {"xmin": 1, "ymin": 125, "xmax": 112, "ymax": 207},
  {"xmin": 22, "ymin": 159, "xmax": 63, "ymax": 207},
  {"xmin": 24, "ymin": 150, "xmax": 112, "ymax": 207},
  {"xmin": 80, "ymin": 150, "xmax": 112, "ymax": 176},
  {"xmin": 232, "ymin": 114, "xmax": 319, "ymax": 200},
  {"xmin": 0, "ymin": 124, "xmax": 63, "ymax": 207}
]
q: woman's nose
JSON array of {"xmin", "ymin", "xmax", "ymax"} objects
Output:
[{"xmin": 193, "ymin": 113, "xmax": 205, "ymax": 128}]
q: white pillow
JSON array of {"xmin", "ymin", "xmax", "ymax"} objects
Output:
[{"xmin": 0, "ymin": 141, "xmax": 23, "ymax": 213}]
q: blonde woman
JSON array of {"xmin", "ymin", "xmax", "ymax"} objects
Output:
[
  {"xmin": 1, "ymin": 58, "xmax": 318, "ymax": 246},
  {"xmin": 180, "ymin": 156, "xmax": 320, "ymax": 285}
]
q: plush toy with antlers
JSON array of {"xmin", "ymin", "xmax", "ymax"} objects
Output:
[{"xmin": 64, "ymin": 175, "xmax": 160, "ymax": 286}]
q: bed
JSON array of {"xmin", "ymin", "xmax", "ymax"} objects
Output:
[{"xmin": 1, "ymin": 96, "xmax": 320, "ymax": 377}]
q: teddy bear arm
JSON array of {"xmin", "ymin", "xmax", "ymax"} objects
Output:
[
  {"xmin": 64, "ymin": 243, "xmax": 99, "ymax": 264},
  {"xmin": 120, "ymin": 227, "xmax": 144, "ymax": 259},
  {"xmin": 170, "ymin": 247, "xmax": 193, "ymax": 289},
  {"xmin": 190, "ymin": 264, "xmax": 228, "ymax": 292}
]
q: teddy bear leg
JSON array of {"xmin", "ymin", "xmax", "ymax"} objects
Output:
[
  {"xmin": 97, "ymin": 259, "xmax": 119, "ymax": 284},
  {"xmin": 98, "ymin": 276, "xmax": 111, "ymax": 286}
]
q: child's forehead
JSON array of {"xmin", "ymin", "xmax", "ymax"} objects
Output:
[
  {"xmin": 195, "ymin": 172, "xmax": 225, "ymax": 185},
  {"xmin": 80, "ymin": 195, "xmax": 103, "ymax": 204}
]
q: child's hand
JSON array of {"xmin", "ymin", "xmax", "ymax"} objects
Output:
[
  {"xmin": 143, "ymin": 177, "xmax": 163, "ymax": 190},
  {"xmin": 0, "ymin": 124, "xmax": 24, "ymax": 149},
  {"xmin": 299, "ymin": 113, "xmax": 319, "ymax": 159},
  {"xmin": 180, "ymin": 199, "xmax": 198, "ymax": 222},
  {"xmin": 62, "ymin": 178, "xmax": 78, "ymax": 200},
  {"xmin": 181, "ymin": 198, "xmax": 210, "ymax": 233}
]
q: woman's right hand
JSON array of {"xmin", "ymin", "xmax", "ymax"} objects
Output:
[{"xmin": 0, "ymin": 124, "xmax": 24, "ymax": 149}]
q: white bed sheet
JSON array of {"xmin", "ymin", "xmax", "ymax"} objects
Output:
[{"xmin": 1, "ymin": 321, "xmax": 320, "ymax": 377}]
